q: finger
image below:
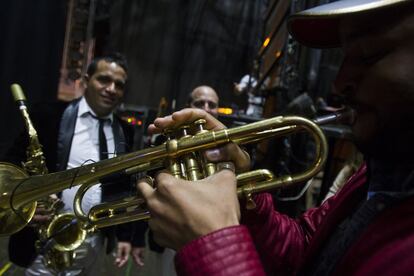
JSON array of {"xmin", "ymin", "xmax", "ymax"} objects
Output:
[
  {"xmin": 204, "ymin": 147, "xmax": 224, "ymax": 162},
  {"xmin": 171, "ymin": 108, "xmax": 225, "ymax": 130},
  {"xmin": 153, "ymin": 114, "xmax": 173, "ymax": 129},
  {"xmin": 148, "ymin": 123, "xmax": 161, "ymax": 134},
  {"xmin": 154, "ymin": 170, "xmax": 177, "ymax": 182},
  {"xmin": 31, "ymin": 214, "xmax": 52, "ymax": 223},
  {"xmin": 150, "ymin": 109, "xmax": 226, "ymax": 139},
  {"xmin": 224, "ymin": 144, "xmax": 250, "ymax": 172},
  {"xmin": 35, "ymin": 207, "xmax": 50, "ymax": 214},
  {"xmin": 116, "ymin": 245, "xmax": 123, "ymax": 261},
  {"xmin": 120, "ymin": 257, "xmax": 128, "ymax": 267},
  {"xmin": 154, "ymin": 171, "xmax": 181, "ymax": 196},
  {"xmin": 115, "ymin": 247, "xmax": 128, "ymax": 267},
  {"xmin": 115, "ymin": 257, "xmax": 128, "ymax": 268},
  {"xmin": 205, "ymin": 143, "xmax": 250, "ymax": 172},
  {"xmin": 133, "ymin": 254, "xmax": 144, "ymax": 267},
  {"xmin": 204, "ymin": 144, "xmax": 239, "ymax": 162},
  {"xmin": 114, "ymin": 256, "xmax": 122, "ymax": 267},
  {"xmin": 116, "ymin": 246, "xmax": 125, "ymax": 259},
  {"xmin": 153, "ymin": 108, "xmax": 224, "ymax": 130},
  {"xmin": 148, "ymin": 114, "xmax": 174, "ymax": 134},
  {"xmin": 213, "ymin": 168, "xmax": 237, "ymax": 179},
  {"xmin": 140, "ymin": 176, "xmax": 155, "ymax": 187},
  {"xmin": 207, "ymin": 169, "xmax": 237, "ymax": 188},
  {"xmin": 136, "ymin": 179, "xmax": 156, "ymax": 199}
]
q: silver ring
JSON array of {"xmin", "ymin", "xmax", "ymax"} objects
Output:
[{"xmin": 216, "ymin": 162, "xmax": 236, "ymax": 173}]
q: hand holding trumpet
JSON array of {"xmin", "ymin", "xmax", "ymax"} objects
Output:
[
  {"xmin": 29, "ymin": 194, "xmax": 62, "ymax": 227},
  {"xmin": 148, "ymin": 108, "xmax": 251, "ymax": 173},
  {"xmin": 137, "ymin": 108, "xmax": 249, "ymax": 249}
]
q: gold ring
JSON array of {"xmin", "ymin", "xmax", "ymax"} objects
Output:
[{"xmin": 140, "ymin": 175, "xmax": 155, "ymax": 187}]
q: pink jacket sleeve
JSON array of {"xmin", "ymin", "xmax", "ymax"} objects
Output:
[
  {"xmin": 174, "ymin": 196, "xmax": 336, "ymax": 276},
  {"xmin": 175, "ymin": 165, "xmax": 367, "ymax": 276},
  {"xmin": 175, "ymin": 225, "xmax": 266, "ymax": 276},
  {"xmin": 241, "ymin": 193, "xmax": 335, "ymax": 274}
]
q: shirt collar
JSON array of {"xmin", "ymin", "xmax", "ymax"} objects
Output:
[{"xmin": 78, "ymin": 96, "xmax": 113, "ymax": 123}]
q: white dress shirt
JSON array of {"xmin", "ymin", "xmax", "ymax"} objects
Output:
[{"xmin": 61, "ymin": 97, "xmax": 116, "ymax": 214}]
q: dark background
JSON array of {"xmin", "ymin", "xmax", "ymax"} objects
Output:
[
  {"xmin": 0, "ymin": 0, "xmax": 66, "ymax": 157},
  {"xmin": 0, "ymin": 0, "xmax": 343, "ymax": 164},
  {"xmin": 0, "ymin": 0, "xmax": 266, "ymax": 156}
]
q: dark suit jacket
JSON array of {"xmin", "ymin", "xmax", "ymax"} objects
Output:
[{"xmin": 3, "ymin": 98, "xmax": 146, "ymax": 267}]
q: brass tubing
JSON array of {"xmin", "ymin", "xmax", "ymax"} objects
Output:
[
  {"xmin": 193, "ymin": 119, "xmax": 217, "ymax": 176},
  {"xmin": 6, "ymin": 113, "xmax": 338, "ymax": 211},
  {"xmin": 86, "ymin": 169, "xmax": 275, "ymax": 229},
  {"xmin": 73, "ymin": 115, "xmax": 330, "ymax": 227},
  {"xmin": 88, "ymin": 196, "xmax": 149, "ymax": 228},
  {"xmin": 1, "ymin": 112, "xmax": 342, "ymax": 234},
  {"xmin": 237, "ymin": 118, "xmax": 327, "ymax": 197},
  {"xmin": 236, "ymin": 169, "xmax": 274, "ymax": 187}
]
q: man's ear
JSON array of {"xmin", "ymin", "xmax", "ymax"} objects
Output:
[{"xmin": 81, "ymin": 74, "xmax": 89, "ymax": 89}]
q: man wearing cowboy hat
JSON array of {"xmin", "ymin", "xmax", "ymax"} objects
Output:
[{"xmin": 137, "ymin": 0, "xmax": 414, "ymax": 275}]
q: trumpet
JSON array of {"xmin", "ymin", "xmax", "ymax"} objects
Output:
[
  {"xmin": 0, "ymin": 109, "xmax": 350, "ymax": 235},
  {"xmin": 83, "ymin": 114, "xmax": 337, "ymax": 227}
]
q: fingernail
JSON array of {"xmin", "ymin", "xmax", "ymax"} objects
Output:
[{"xmin": 205, "ymin": 149, "xmax": 221, "ymax": 160}]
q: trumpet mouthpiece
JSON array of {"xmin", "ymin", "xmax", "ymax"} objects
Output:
[{"xmin": 313, "ymin": 108, "xmax": 356, "ymax": 126}]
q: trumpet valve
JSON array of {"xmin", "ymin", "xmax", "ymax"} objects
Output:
[
  {"xmin": 245, "ymin": 192, "xmax": 257, "ymax": 210},
  {"xmin": 193, "ymin": 119, "xmax": 207, "ymax": 133},
  {"xmin": 108, "ymin": 209, "xmax": 115, "ymax": 217},
  {"xmin": 193, "ymin": 119, "xmax": 217, "ymax": 176},
  {"xmin": 241, "ymin": 184, "xmax": 257, "ymax": 210},
  {"xmin": 163, "ymin": 129, "xmax": 174, "ymax": 140}
]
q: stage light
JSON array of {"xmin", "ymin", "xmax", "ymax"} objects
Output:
[
  {"xmin": 218, "ymin": 107, "xmax": 233, "ymax": 115},
  {"xmin": 263, "ymin": 37, "xmax": 270, "ymax": 48},
  {"xmin": 275, "ymin": 51, "xmax": 282, "ymax": 58}
]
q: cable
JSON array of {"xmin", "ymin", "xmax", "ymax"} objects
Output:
[
  {"xmin": 38, "ymin": 217, "xmax": 79, "ymax": 255},
  {"xmin": 68, "ymin": 159, "xmax": 96, "ymax": 189},
  {"xmin": 275, "ymin": 177, "xmax": 314, "ymax": 201},
  {"xmin": 9, "ymin": 177, "xmax": 32, "ymax": 223}
]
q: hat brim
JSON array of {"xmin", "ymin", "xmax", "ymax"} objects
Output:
[{"xmin": 288, "ymin": 0, "xmax": 409, "ymax": 49}]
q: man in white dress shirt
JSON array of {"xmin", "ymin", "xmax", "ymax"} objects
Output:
[{"xmin": 5, "ymin": 53, "xmax": 146, "ymax": 275}]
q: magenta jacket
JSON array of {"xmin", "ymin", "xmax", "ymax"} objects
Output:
[{"xmin": 175, "ymin": 165, "xmax": 414, "ymax": 275}]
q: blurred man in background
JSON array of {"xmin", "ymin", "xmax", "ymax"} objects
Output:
[{"xmin": 188, "ymin": 85, "xmax": 219, "ymax": 117}]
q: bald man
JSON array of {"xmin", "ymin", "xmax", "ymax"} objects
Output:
[
  {"xmin": 140, "ymin": 85, "xmax": 220, "ymax": 276},
  {"xmin": 188, "ymin": 85, "xmax": 219, "ymax": 117}
]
